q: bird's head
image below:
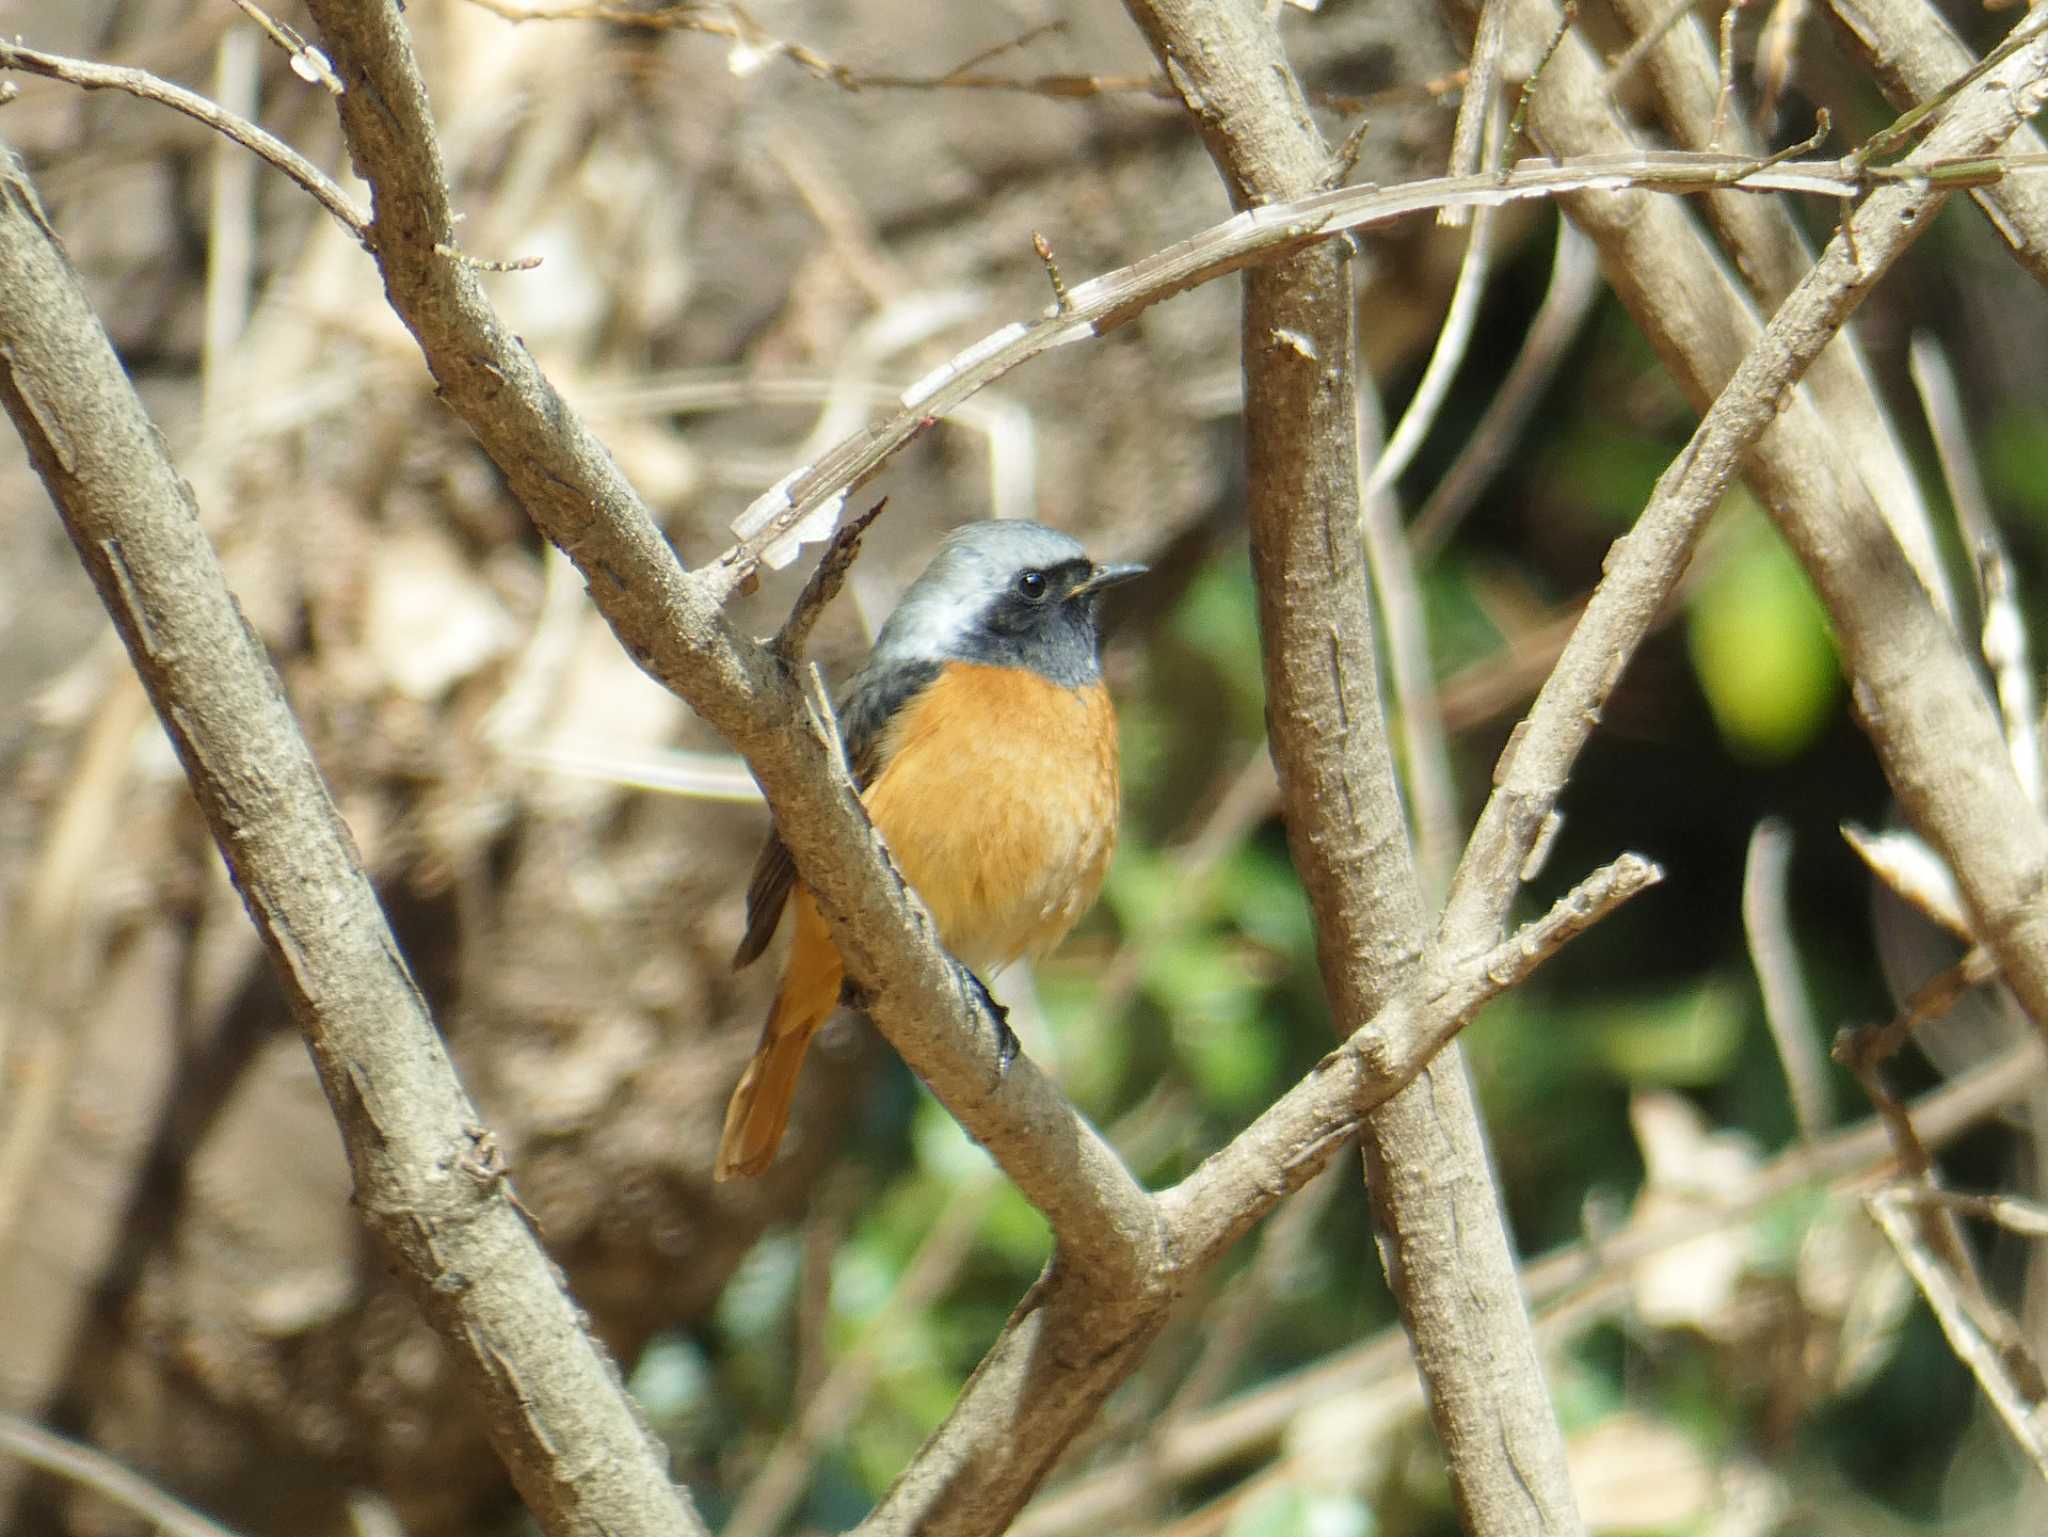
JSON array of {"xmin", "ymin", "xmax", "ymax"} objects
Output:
[{"xmin": 871, "ymin": 520, "xmax": 1146, "ymax": 687}]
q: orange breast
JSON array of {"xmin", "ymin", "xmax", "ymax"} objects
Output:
[{"xmin": 862, "ymin": 663, "xmax": 1119, "ymax": 974}]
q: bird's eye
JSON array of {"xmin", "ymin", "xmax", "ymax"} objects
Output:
[{"xmin": 1015, "ymin": 569, "xmax": 1048, "ymax": 601}]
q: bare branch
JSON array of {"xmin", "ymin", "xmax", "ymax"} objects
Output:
[
  {"xmin": 1412, "ymin": 217, "xmax": 1602, "ymax": 557},
  {"xmin": 1742, "ymin": 820, "xmax": 1832, "ymax": 1139},
  {"xmin": 0, "ymin": 1414, "xmax": 250, "ymax": 1537},
  {"xmin": 1438, "ymin": 0, "xmax": 2048, "ymax": 1071},
  {"xmin": 1116, "ymin": 0, "xmax": 1588, "ymax": 1525},
  {"xmin": 858, "ymin": 849, "xmax": 1654, "ymax": 1537},
  {"xmin": 1909, "ymin": 335, "xmax": 2043, "ymax": 809},
  {"xmin": 1603, "ymin": 0, "xmax": 1948, "ymax": 619},
  {"xmin": 1020, "ymin": 1038, "xmax": 2048, "ymax": 1537},
  {"xmin": 1368, "ymin": 169, "xmax": 1501, "ymax": 498},
  {"xmin": 291, "ymin": 0, "xmax": 1163, "ymax": 1294},
  {"xmin": 0, "ymin": 43, "xmax": 369, "ymax": 245},
  {"xmin": 1358, "ymin": 378, "xmax": 1461, "ymax": 897},
  {"xmin": 716, "ymin": 145, "xmax": 2012, "ymax": 584},
  {"xmin": 225, "ymin": 0, "xmax": 344, "ymax": 93},
  {"xmin": 1161, "ymin": 853, "xmax": 1664, "ymax": 1270},
  {"xmin": 1869, "ymin": 1186, "xmax": 2048, "ymax": 1477},
  {"xmin": 1445, "ymin": 0, "xmax": 1508, "ymax": 221},
  {"xmin": 1819, "ymin": 0, "xmax": 2048, "ymax": 287},
  {"xmin": 1887, "ymin": 1186, "xmax": 2048, "ymax": 1240},
  {"xmin": 772, "ymin": 498, "xmax": 887, "ymax": 661},
  {"xmin": 0, "ymin": 140, "xmax": 705, "ymax": 1537}
]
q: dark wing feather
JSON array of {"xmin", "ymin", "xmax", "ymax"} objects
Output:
[{"xmin": 729, "ymin": 656, "xmax": 943, "ymax": 970}]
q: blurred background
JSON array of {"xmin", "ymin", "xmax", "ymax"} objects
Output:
[{"xmin": 4, "ymin": 0, "xmax": 2048, "ymax": 1533}]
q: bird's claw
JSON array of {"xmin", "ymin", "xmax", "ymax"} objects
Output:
[{"xmin": 962, "ymin": 966, "xmax": 1019, "ymax": 1073}]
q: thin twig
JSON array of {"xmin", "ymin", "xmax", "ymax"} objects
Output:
[
  {"xmin": 1888, "ymin": 1185, "xmax": 2048, "ymax": 1240},
  {"xmin": 0, "ymin": 1414, "xmax": 251, "ymax": 1537},
  {"xmin": 1503, "ymin": 0, "xmax": 1578, "ymax": 168},
  {"xmin": 461, "ymin": 0, "xmax": 1464, "ymax": 114},
  {"xmin": 1909, "ymin": 335, "xmax": 2042, "ymax": 810},
  {"xmin": 1033, "ymin": 232, "xmax": 1072, "ymax": 315},
  {"xmin": 1742, "ymin": 819, "xmax": 1832, "ymax": 1139},
  {"xmin": 1370, "ymin": 98, "xmax": 1503, "ymax": 500},
  {"xmin": 201, "ymin": 27, "xmax": 260, "ymax": 432},
  {"xmin": 0, "ymin": 43, "xmax": 369, "ymax": 245},
  {"xmin": 717, "ymin": 143, "xmax": 2021, "ymax": 584},
  {"xmin": 226, "ymin": 0, "xmax": 344, "ymax": 93},
  {"xmin": 1754, "ymin": 0, "xmax": 1809, "ymax": 126},
  {"xmin": 1357, "ymin": 375, "xmax": 1461, "ymax": 898},
  {"xmin": 1833, "ymin": 952, "xmax": 2009, "ymax": 1337},
  {"xmin": 773, "ymin": 499, "xmax": 887, "ymax": 661},
  {"xmin": 1711, "ymin": 0, "xmax": 1747, "ymax": 150},
  {"xmin": 1835, "ymin": 946, "xmax": 2001, "ymax": 1091},
  {"xmin": 1411, "ymin": 217, "xmax": 1601, "ymax": 557},
  {"xmin": 1444, "ymin": 0, "xmax": 1507, "ymax": 222},
  {"xmin": 1868, "ymin": 1186, "xmax": 2048, "ymax": 1479}
]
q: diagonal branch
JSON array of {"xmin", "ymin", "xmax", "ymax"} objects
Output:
[
  {"xmin": 294, "ymin": 0, "xmax": 1162, "ymax": 1291},
  {"xmin": 0, "ymin": 140, "xmax": 706, "ymax": 1537},
  {"xmin": 1439, "ymin": 0, "xmax": 2048, "ymax": 1066},
  {"xmin": 857, "ymin": 850, "xmax": 1659, "ymax": 1537},
  {"xmin": 0, "ymin": 42, "xmax": 369, "ymax": 244},
  {"xmin": 1601, "ymin": 0, "xmax": 1948, "ymax": 616},
  {"xmin": 1819, "ymin": 0, "xmax": 2048, "ymax": 287}
]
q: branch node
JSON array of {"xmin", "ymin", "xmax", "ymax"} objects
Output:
[
  {"xmin": 1033, "ymin": 231, "xmax": 1072, "ymax": 314},
  {"xmin": 1503, "ymin": 0, "xmax": 1578, "ymax": 175},
  {"xmin": 773, "ymin": 498, "xmax": 888, "ymax": 662},
  {"xmin": 432, "ymin": 241, "xmax": 544, "ymax": 273}
]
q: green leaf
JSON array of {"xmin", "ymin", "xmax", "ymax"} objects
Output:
[{"xmin": 1686, "ymin": 504, "xmax": 1841, "ymax": 761}]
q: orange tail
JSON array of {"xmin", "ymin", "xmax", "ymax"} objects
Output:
[{"xmin": 716, "ymin": 892, "xmax": 843, "ymax": 1181}]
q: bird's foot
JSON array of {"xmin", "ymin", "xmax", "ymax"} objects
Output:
[{"xmin": 961, "ymin": 966, "xmax": 1019, "ymax": 1073}]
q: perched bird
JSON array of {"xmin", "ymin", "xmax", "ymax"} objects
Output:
[{"xmin": 716, "ymin": 519, "xmax": 1144, "ymax": 1181}]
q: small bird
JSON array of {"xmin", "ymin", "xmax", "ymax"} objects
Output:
[{"xmin": 716, "ymin": 519, "xmax": 1145, "ymax": 1181}]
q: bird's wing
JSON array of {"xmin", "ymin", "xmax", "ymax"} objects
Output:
[{"xmin": 729, "ymin": 656, "xmax": 943, "ymax": 970}]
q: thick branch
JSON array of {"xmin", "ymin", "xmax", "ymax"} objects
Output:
[
  {"xmin": 0, "ymin": 141, "xmax": 702, "ymax": 1537},
  {"xmin": 1117, "ymin": 1, "xmax": 1583, "ymax": 1533}
]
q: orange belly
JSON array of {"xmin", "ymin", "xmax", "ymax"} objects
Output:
[
  {"xmin": 864, "ymin": 662, "xmax": 1120, "ymax": 974},
  {"xmin": 715, "ymin": 661, "xmax": 1119, "ymax": 1179}
]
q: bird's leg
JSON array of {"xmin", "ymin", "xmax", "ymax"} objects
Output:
[{"xmin": 959, "ymin": 964, "xmax": 1019, "ymax": 1072}]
